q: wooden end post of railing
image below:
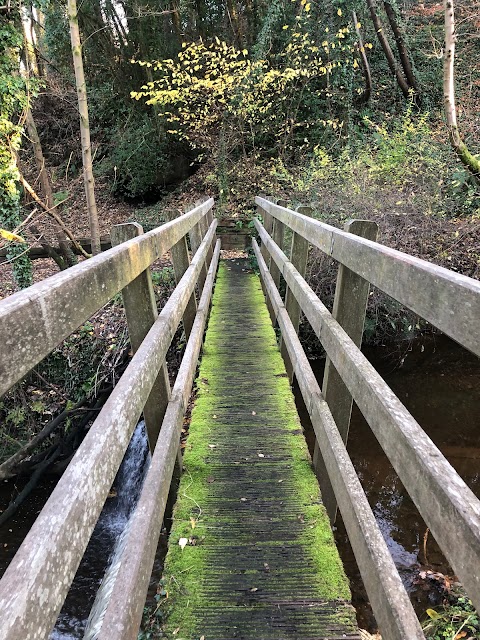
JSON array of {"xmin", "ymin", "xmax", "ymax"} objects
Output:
[
  {"xmin": 206, "ymin": 206, "xmax": 217, "ymax": 247},
  {"xmin": 189, "ymin": 206, "xmax": 209, "ymax": 292},
  {"xmin": 260, "ymin": 201, "xmax": 273, "ymax": 264},
  {"xmin": 111, "ymin": 222, "xmax": 171, "ymax": 452},
  {"xmin": 266, "ymin": 199, "xmax": 286, "ymax": 323},
  {"xmin": 313, "ymin": 219, "xmax": 378, "ymax": 523},
  {"xmin": 280, "ymin": 205, "xmax": 311, "ymax": 381},
  {"xmin": 166, "ymin": 210, "xmax": 198, "ymax": 339}
]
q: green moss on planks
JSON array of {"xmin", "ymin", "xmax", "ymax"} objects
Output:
[{"xmin": 160, "ymin": 261, "xmax": 358, "ymax": 640}]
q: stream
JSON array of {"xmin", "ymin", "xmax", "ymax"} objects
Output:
[
  {"xmin": 0, "ymin": 335, "xmax": 479, "ymax": 635},
  {"xmin": 294, "ymin": 335, "xmax": 480, "ymax": 630},
  {"xmin": 0, "ymin": 422, "xmax": 152, "ymax": 639}
]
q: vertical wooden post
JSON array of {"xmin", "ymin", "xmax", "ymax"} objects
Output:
[
  {"xmin": 270, "ymin": 201, "xmax": 286, "ymax": 284},
  {"xmin": 188, "ymin": 206, "xmax": 208, "ymax": 293},
  {"xmin": 195, "ymin": 198, "xmax": 214, "ymax": 268},
  {"xmin": 266, "ymin": 200, "xmax": 286, "ymax": 323},
  {"xmin": 166, "ymin": 210, "xmax": 197, "ymax": 339},
  {"xmin": 280, "ymin": 206, "xmax": 311, "ymax": 381},
  {"xmin": 313, "ymin": 219, "xmax": 378, "ymax": 523},
  {"xmin": 111, "ymin": 222, "xmax": 171, "ymax": 452},
  {"xmin": 206, "ymin": 206, "xmax": 217, "ymax": 246},
  {"xmin": 260, "ymin": 208, "xmax": 273, "ymax": 264}
]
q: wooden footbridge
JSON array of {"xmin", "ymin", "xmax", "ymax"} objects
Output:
[{"xmin": 0, "ymin": 197, "xmax": 479, "ymax": 640}]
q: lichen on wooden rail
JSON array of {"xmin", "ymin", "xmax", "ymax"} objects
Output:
[{"xmin": 161, "ymin": 260, "xmax": 358, "ymax": 639}]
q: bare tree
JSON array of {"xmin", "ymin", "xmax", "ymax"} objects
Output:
[
  {"xmin": 366, "ymin": 0, "xmax": 410, "ymax": 99},
  {"xmin": 67, "ymin": 0, "xmax": 101, "ymax": 255},
  {"xmin": 444, "ymin": 0, "xmax": 480, "ymax": 176},
  {"xmin": 352, "ymin": 11, "xmax": 372, "ymax": 104},
  {"xmin": 383, "ymin": 1, "xmax": 420, "ymax": 100}
]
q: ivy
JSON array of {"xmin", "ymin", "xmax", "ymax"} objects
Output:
[{"xmin": 0, "ymin": 15, "xmax": 32, "ymax": 288}]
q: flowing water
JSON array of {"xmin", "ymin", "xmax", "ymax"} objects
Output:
[
  {"xmin": 0, "ymin": 422, "xmax": 151, "ymax": 639},
  {"xmin": 51, "ymin": 421, "xmax": 151, "ymax": 639}
]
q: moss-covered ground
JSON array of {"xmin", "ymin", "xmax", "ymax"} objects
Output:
[{"xmin": 160, "ymin": 259, "xmax": 358, "ymax": 639}]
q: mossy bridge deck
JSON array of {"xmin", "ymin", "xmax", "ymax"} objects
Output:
[
  {"xmin": 0, "ymin": 197, "xmax": 479, "ymax": 640},
  {"xmin": 163, "ymin": 260, "xmax": 356, "ymax": 639}
]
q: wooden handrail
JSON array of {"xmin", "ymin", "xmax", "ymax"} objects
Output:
[
  {"xmin": 256, "ymin": 196, "xmax": 480, "ymax": 357},
  {"xmin": 253, "ymin": 238, "xmax": 425, "ymax": 640},
  {"xmin": 254, "ymin": 216, "xmax": 480, "ymax": 619},
  {"xmin": 95, "ymin": 240, "xmax": 221, "ymax": 639},
  {"xmin": 0, "ymin": 198, "xmax": 214, "ymax": 397},
  {"xmin": 0, "ymin": 218, "xmax": 218, "ymax": 640}
]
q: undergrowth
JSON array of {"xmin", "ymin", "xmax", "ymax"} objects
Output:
[{"xmin": 422, "ymin": 593, "xmax": 480, "ymax": 639}]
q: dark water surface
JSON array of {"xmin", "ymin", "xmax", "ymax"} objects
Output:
[{"xmin": 294, "ymin": 335, "xmax": 480, "ymax": 630}]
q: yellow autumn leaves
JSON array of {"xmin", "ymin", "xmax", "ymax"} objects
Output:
[
  {"xmin": 0, "ymin": 228, "xmax": 25, "ymax": 243},
  {"xmin": 131, "ymin": 7, "xmax": 363, "ymax": 154}
]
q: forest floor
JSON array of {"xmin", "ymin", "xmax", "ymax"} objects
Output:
[{"xmin": 1, "ymin": 128, "xmax": 479, "ymax": 465}]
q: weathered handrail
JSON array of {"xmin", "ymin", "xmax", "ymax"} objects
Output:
[
  {"xmin": 252, "ymin": 238, "xmax": 424, "ymax": 639},
  {"xmin": 0, "ymin": 207, "xmax": 218, "ymax": 639},
  {"xmin": 95, "ymin": 240, "xmax": 221, "ymax": 639},
  {"xmin": 0, "ymin": 198, "xmax": 214, "ymax": 397},
  {"xmin": 253, "ymin": 201, "xmax": 480, "ymax": 638},
  {"xmin": 255, "ymin": 196, "xmax": 480, "ymax": 357}
]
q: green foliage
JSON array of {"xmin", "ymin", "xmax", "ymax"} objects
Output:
[
  {"xmin": 130, "ymin": 203, "xmax": 167, "ymax": 232},
  {"xmin": 5, "ymin": 406, "xmax": 26, "ymax": 427},
  {"xmin": 95, "ymin": 112, "xmax": 176, "ymax": 198},
  {"xmin": 151, "ymin": 266, "xmax": 175, "ymax": 287},
  {"xmin": 39, "ymin": 323, "xmax": 105, "ymax": 401},
  {"xmin": 422, "ymin": 595, "xmax": 480, "ymax": 639},
  {"xmin": 132, "ymin": 8, "xmax": 357, "ymax": 160},
  {"xmin": 0, "ymin": 17, "xmax": 32, "ymax": 288},
  {"xmin": 366, "ymin": 106, "xmax": 442, "ymax": 186}
]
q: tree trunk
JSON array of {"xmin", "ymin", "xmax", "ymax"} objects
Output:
[
  {"xmin": 33, "ymin": 7, "xmax": 47, "ymax": 78},
  {"xmin": 24, "ymin": 109, "xmax": 75, "ymax": 267},
  {"xmin": 383, "ymin": 1, "xmax": 420, "ymax": 98},
  {"xmin": 352, "ymin": 11, "xmax": 372, "ymax": 104},
  {"xmin": 170, "ymin": 0, "xmax": 182, "ymax": 41},
  {"xmin": 443, "ymin": 0, "xmax": 480, "ymax": 176},
  {"xmin": 25, "ymin": 108, "xmax": 53, "ymax": 208},
  {"xmin": 226, "ymin": 0, "xmax": 244, "ymax": 48},
  {"xmin": 67, "ymin": 0, "xmax": 101, "ymax": 255},
  {"xmin": 21, "ymin": 2, "xmax": 39, "ymax": 76},
  {"xmin": 365, "ymin": 0, "xmax": 410, "ymax": 99}
]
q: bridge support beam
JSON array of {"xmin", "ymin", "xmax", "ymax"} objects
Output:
[
  {"xmin": 111, "ymin": 222, "xmax": 171, "ymax": 452},
  {"xmin": 281, "ymin": 205, "xmax": 311, "ymax": 381},
  {"xmin": 311, "ymin": 219, "xmax": 378, "ymax": 523},
  {"xmin": 166, "ymin": 210, "xmax": 197, "ymax": 339},
  {"xmin": 188, "ymin": 205, "xmax": 209, "ymax": 292}
]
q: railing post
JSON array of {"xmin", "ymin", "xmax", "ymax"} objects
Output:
[
  {"xmin": 280, "ymin": 206, "xmax": 311, "ymax": 381},
  {"xmin": 260, "ymin": 202, "xmax": 273, "ymax": 264},
  {"xmin": 166, "ymin": 210, "xmax": 197, "ymax": 339},
  {"xmin": 194, "ymin": 198, "xmax": 214, "ymax": 268},
  {"xmin": 206, "ymin": 206, "xmax": 217, "ymax": 248},
  {"xmin": 111, "ymin": 222, "xmax": 171, "ymax": 452},
  {"xmin": 312, "ymin": 219, "xmax": 378, "ymax": 523},
  {"xmin": 266, "ymin": 200, "xmax": 286, "ymax": 323},
  {"xmin": 188, "ymin": 204, "xmax": 208, "ymax": 292}
]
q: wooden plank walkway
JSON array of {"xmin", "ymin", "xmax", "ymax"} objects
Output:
[{"xmin": 161, "ymin": 260, "xmax": 359, "ymax": 639}]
